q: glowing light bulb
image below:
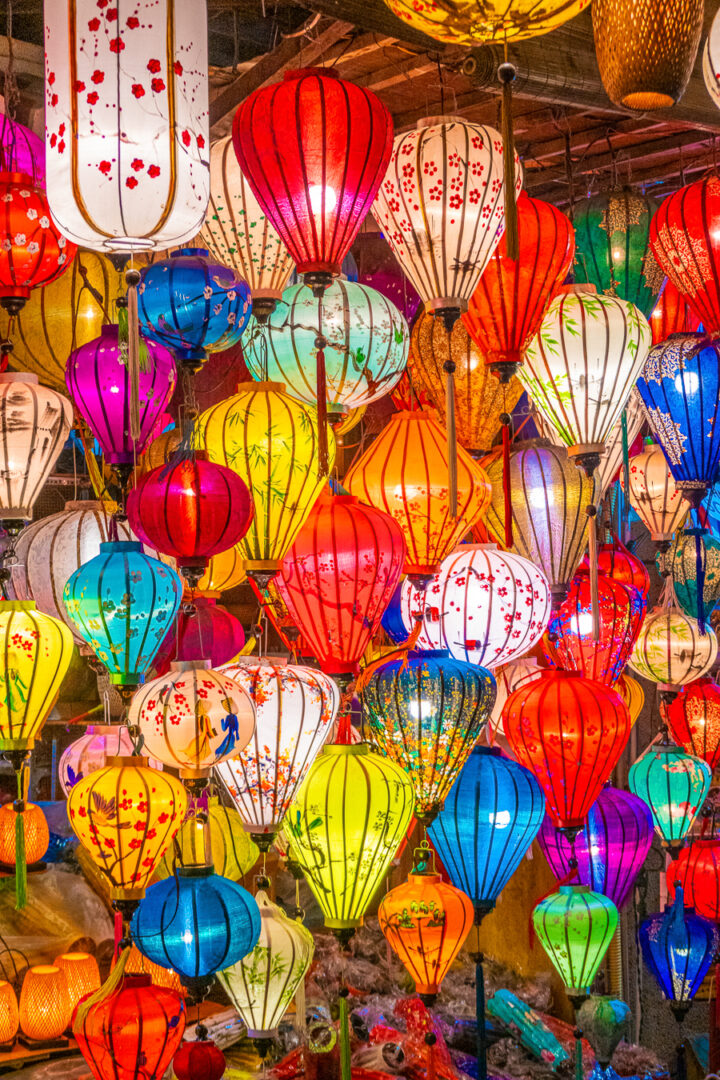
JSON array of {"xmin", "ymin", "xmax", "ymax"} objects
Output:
[
  {"xmin": 309, "ymin": 184, "xmax": 337, "ymax": 214},
  {"xmin": 674, "ymin": 370, "xmax": 700, "ymax": 395}
]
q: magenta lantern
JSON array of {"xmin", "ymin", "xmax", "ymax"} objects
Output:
[{"xmin": 153, "ymin": 596, "xmax": 246, "ymax": 675}]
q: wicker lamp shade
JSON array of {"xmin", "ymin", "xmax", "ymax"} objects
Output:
[
  {"xmin": 628, "ymin": 608, "xmax": 718, "ymax": 688},
  {"xmin": 53, "ymin": 954, "xmax": 101, "ymax": 1015},
  {"xmin": 0, "ymin": 982, "xmax": 18, "ymax": 1045},
  {"xmin": 620, "ymin": 441, "xmax": 689, "ymax": 546},
  {"xmin": 380, "ymin": 0, "xmax": 589, "ymax": 46},
  {"xmin": 406, "ymin": 312, "xmax": 523, "ymax": 454},
  {"xmin": 667, "ymin": 679, "xmax": 720, "ymax": 771},
  {"xmin": 0, "ymin": 802, "xmax": 49, "ymax": 865},
  {"xmin": 19, "ymin": 967, "xmax": 70, "ymax": 1043}
]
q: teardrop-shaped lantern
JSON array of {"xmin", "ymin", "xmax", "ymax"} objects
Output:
[
  {"xmin": 620, "ymin": 440, "xmax": 689, "ymax": 549},
  {"xmin": 533, "ymin": 885, "xmax": 618, "ymax": 1002},
  {"xmin": 667, "ymin": 679, "xmax": 720, "ymax": 771},
  {"xmin": 629, "ymin": 741, "xmax": 711, "ymax": 851}
]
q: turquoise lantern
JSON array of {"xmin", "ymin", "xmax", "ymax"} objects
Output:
[
  {"xmin": 63, "ymin": 540, "xmax": 182, "ymax": 688},
  {"xmin": 656, "ymin": 528, "xmax": 720, "ymax": 631},
  {"xmin": 629, "ymin": 741, "xmax": 711, "ymax": 855}
]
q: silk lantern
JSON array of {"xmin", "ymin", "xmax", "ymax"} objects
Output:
[
  {"xmin": 586, "ymin": 539, "xmax": 650, "ymax": 598},
  {"xmin": 276, "ymin": 494, "xmax": 405, "ymax": 677},
  {"xmin": 44, "ymin": 1, "xmax": 209, "ymax": 251},
  {"xmin": 668, "ymin": 840, "xmax": 720, "ymax": 923},
  {"xmin": 629, "ymin": 742, "xmax": 711, "ymax": 852},
  {"xmin": 667, "ymin": 679, "xmax": 720, "ymax": 771},
  {"xmin": 380, "ymin": 0, "xmax": 589, "ymax": 45},
  {"xmin": 67, "ymin": 756, "xmax": 186, "ymax": 902},
  {"xmin": 0, "ymin": 115, "xmax": 44, "ymax": 185},
  {"xmin": 217, "ymin": 890, "xmax": 314, "ymax": 1038},
  {"xmin": 650, "ymin": 280, "xmax": 700, "ymax": 345},
  {"xmin": 464, "ymin": 192, "xmax": 574, "ymax": 379},
  {"xmin": 153, "ymin": 596, "xmax": 246, "ymax": 674},
  {"xmin": 503, "ymin": 669, "xmax": 631, "ymax": 832},
  {"xmin": 363, "ymin": 650, "xmax": 496, "ymax": 824},
  {"xmin": 202, "ymin": 136, "xmax": 294, "ymax": 319},
  {"xmin": 244, "ymin": 279, "xmax": 408, "ymax": 412},
  {"xmin": 658, "ymin": 528, "xmax": 720, "ymax": 628},
  {"xmin": 628, "ymin": 607, "xmax": 718, "ymax": 688},
  {"xmin": 59, "ymin": 725, "xmax": 162, "ymax": 796},
  {"xmin": 487, "ymin": 657, "xmax": 545, "ymax": 744},
  {"xmin": 429, "ymin": 746, "xmax": 544, "ymax": 920},
  {"xmin": 640, "ymin": 886, "xmax": 719, "ymax": 1021},
  {"xmin": 233, "ymin": 68, "xmax": 392, "ymax": 286},
  {"xmin": 197, "ymin": 545, "xmax": 245, "ymax": 595},
  {"xmin": 286, "ymin": 743, "xmax": 414, "ymax": 942},
  {"xmin": 617, "ymin": 673, "xmax": 645, "ymax": 727},
  {"xmin": 174, "ymin": 1040, "xmax": 225, "ymax": 1080},
  {"xmin": 64, "ymin": 541, "xmax": 183, "ymax": 688},
  {"xmin": 521, "ymin": 290, "xmax": 651, "ymax": 475},
  {"xmin": 705, "ymin": 8, "xmax": 720, "ymax": 109},
  {"xmin": 156, "ymin": 797, "xmax": 258, "ymax": 880},
  {"xmin": 193, "ymin": 382, "xmax": 334, "ymax": 584},
  {"xmin": 344, "ymin": 410, "xmax": 490, "ymax": 583},
  {"xmin": 215, "ymin": 659, "xmax": 338, "ymax": 848},
  {"xmin": 533, "ymin": 886, "xmax": 618, "ymax": 1003},
  {"xmin": 621, "ymin": 440, "xmax": 689, "ymax": 548}
]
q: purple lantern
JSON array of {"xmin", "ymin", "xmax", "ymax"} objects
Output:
[
  {"xmin": 66, "ymin": 324, "xmax": 176, "ymax": 465},
  {"xmin": 153, "ymin": 596, "xmax": 245, "ymax": 675},
  {"xmin": 537, "ymin": 785, "xmax": 653, "ymax": 909},
  {"xmin": 352, "ymin": 233, "xmax": 422, "ymax": 325},
  {"xmin": 0, "ymin": 115, "xmax": 45, "ymax": 187}
]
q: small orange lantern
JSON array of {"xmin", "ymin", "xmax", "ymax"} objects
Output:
[
  {"xmin": 0, "ymin": 803, "xmax": 49, "ymax": 867},
  {"xmin": 53, "ymin": 954, "xmax": 101, "ymax": 1016},
  {"xmin": 0, "ymin": 981, "xmax": 18, "ymax": 1046},
  {"xmin": 18, "ymin": 966, "xmax": 70, "ymax": 1044}
]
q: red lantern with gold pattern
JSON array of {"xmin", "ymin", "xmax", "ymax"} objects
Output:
[
  {"xmin": 667, "ymin": 678, "xmax": 720, "ymax": 771},
  {"xmin": 581, "ymin": 539, "xmax": 650, "ymax": 599}
]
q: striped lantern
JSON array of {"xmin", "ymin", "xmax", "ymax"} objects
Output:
[
  {"xmin": 218, "ymin": 890, "xmax": 314, "ymax": 1038},
  {"xmin": 589, "ymin": 539, "xmax": 650, "ymax": 599},
  {"xmin": 629, "ymin": 742, "xmax": 711, "ymax": 850},
  {"xmin": 0, "ymin": 374, "xmax": 72, "ymax": 523},
  {"xmin": 628, "ymin": 607, "xmax": 718, "ymax": 688},
  {"xmin": 668, "ymin": 839, "xmax": 720, "ymax": 922},
  {"xmin": 215, "ymin": 659, "xmax": 338, "ymax": 849},
  {"xmin": 620, "ymin": 440, "xmax": 689, "ymax": 548},
  {"xmin": 657, "ymin": 529, "xmax": 720, "ymax": 627},
  {"xmin": 480, "ymin": 442, "xmax": 595, "ymax": 605},
  {"xmin": 201, "ymin": 135, "xmax": 294, "ymax": 318},
  {"xmin": 650, "ymin": 280, "xmax": 700, "ymax": 345},
  {"xmin": 618, "ymin": 672, "xmax": 645, "ymax": 726},
  {"xmin": 156, "ymin": 797, "xmax": 258, "ymax": 881},
  {"xmin": 667, "ymin": 679, "xmax": 720, "ymax": 771},
  {"xmin": 197, "ymin": 545, "xmax": 245, "ymax": 595},
  {"xmin": 640, "ymin": 887, "xmax": 718, "ymax": 1022},
  {"xmin": 0, "ymin": 114, "xmax": 44, "ymax": 184},
  {"xmin": 521, "ymin": 290, "xmax": 651, "ymax": 475},
  {"xmin": 533, "ymin": 885, "xmax": 618, "ymax": 998}
]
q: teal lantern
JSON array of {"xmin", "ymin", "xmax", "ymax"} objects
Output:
[
  {"xmin": 656, "ymin": 528, "xmax": 720, "ymax": 631},
  {"xmin": 63, "ymin": 540, "xmax": 182, "ymax": 688},
  {"xmin": 243, "ymin": 279, "xmax": 408, "ymax": 413},
  {"xmin": 629, "ymin": 741, "xmax": 711, "ymax": 854},
  {"xmin": 573, "ymin": 187, "xmax": 664, "ymax": 317},
  {"xmin": 533, "ymin": 885, "xmax": 618, "ymax": 1006}
]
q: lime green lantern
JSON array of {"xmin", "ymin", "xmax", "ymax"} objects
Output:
[
  {"xmin": 532, "ymin": 885, "xmax": 618, "ymax": 1005},
  {"xmin": 629, "ymin": 742, "xmax": 711, "ymax": 853},
  {"xmin": 286, "ymin": 743, "xmax": 414, "ymax": 944},
  {"xmin": 155, "ymin": 797, "xmax": 259, "ymax": 881}
]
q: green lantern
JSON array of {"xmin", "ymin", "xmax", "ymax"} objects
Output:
[
  {"xmin": 532, "ymin": 885, "xmax": 618, "ymax": 1004},
  {"xmin": 576, "ymin": 997, "xmax": 631, "ymax": 1070},
  {"xmin": 656, "ymin": 528, "xmax": 720, "ymax": 628},
  {"xmin": 286, "ymin": 743, "xmax": 414, "ymax": 944},
  {"xmin": 573, "ymin": 187, "xmax": 664, "ymax": 318},
  {"xmin": 629, "ymin": 742, "xmax": 711, "ymax": 852},
  {"xmin": 362, "ymin": 649, "xmax": 496, "ymax": 825}
]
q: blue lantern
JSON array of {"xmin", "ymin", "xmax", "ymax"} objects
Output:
[
  {"xmin": 381, "ymin": 581, "xmax": 411, "ymax": 645},
  {"xmin": 429, "ymin": 745, "xmax": 545, "ymax": 921},
  {"xmin": 138, "ymin": 248, "xmax": 252, "ymax": 370},
  {"xmin": 639, "ymin": 885, "xmax": 718, "ymax": 1020},
  {"xmin": 63, "ymin": 540, "xmax": 182, "ymax": 687},
  {"xmin": 131, "ymin": 866, "xmax": 261, "ymax": 998},
  {"xmin": 636, "ymin": 333, "xmax": 720, "ymax": 508}
]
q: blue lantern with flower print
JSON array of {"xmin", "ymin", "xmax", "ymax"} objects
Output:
[{"xmin": 639, "ymin": 885, "xmax": 718, "ymax": 1020}]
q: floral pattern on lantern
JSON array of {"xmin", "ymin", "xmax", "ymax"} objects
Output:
[
  {"xmin": 667, "ymin": 679, "xmax": 720, "ymax": 771},
  {"xmin": 629, "ymin": 742, "xmax": 711, "ymax": 849},
  {"xmin": 59, "ymin": 725, "xmax": 162, "ymax": 797},
  {"xmin": 0, "ymin": 173, "xmax": 76, "ymax": 314},
  {"xmin": 533, "ymin": 885, "xmax": 618, "ymax": 997},
  {"xmin": 668, "ymin": 839, "xmax": 720, "ymax": 922},
  {"xmin": 621, "ymin": 440, "xmax": 689, "ymax": 545},
  {"xmin": 628, "ymin": 607, "xmax": 718, "ymax": 688},
  {"xmin": 657, "ymin": 529, "xmax": 720, "ymax": 626},
  {"xmin": 381, "ymin": 0, "xmax": 590, "ymax": 46},
  {"xmin": 0, "ymin": 374, "xmax": 72, "ymax": 521}
]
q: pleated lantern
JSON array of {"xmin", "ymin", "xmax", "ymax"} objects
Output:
[
  {"xmin": 0, "ymin": 375, "xmax": 72, "ymax": 523},
  {"xmin": 67, "ymin": 757, "xmax": 187, "ymax": 903},
  {"xmin": 215, "ymin": 659, "xmax": 338, "ymax": 849},
  {"xmin": 286, "ymin": 744, "xmax": 414, "ymax": 941},
  {"xmin": 380, "ymin": 0, "xmax": 589, "ymax": 45},
  {"xmin": 344, "ymin": 410, "xmax": 490, "ymax": 583},
  {"xmin": 628, "ymin": 608, "xmax": 718, "ymax": 689},
  {"xmin": 667, "ymin": 679, "xmax": 720, "ymax": 771},
  {"xmin": 668, "ymin": 840, "xmax": 720, "ymax": 922},
  {"xmin": 593, "ymin": 0, "xmax": 704, "ymax": 111},
  {"xmin": 629, "ymin": 742, "xmax": 711, "ymax": 852},
  {"xmin": 640, "ymin": 886, "xmax": 719, "ymax": 1022},
  {"xmin": 217, "ymin": 890, "xmax": 315, "ymax": 1038},
  {"xmin": 59, "ymin": 725, "xmax": 163, "ymax": 797},
  {"xmin": 0, "ymin": 115, "xmax": 44, "ymax": 184},
  {"xmin": 503, "ymin": 669, "xmax": 631, "ymax": 832},
  {"xmin": 650, "ymin": 280, "xmax": 700, "ymax": 345},
  {"xmin": 152, "ymin": 596, "xmax": 246, "ymax": 674},
  {"xmin": 621, "ymin": 440, "xmax": 689, "ymax": 549},
  {"xmin": 156, "ymin": 798, "xmax": 258, "ymax": 881},
  {"xmin": 533, "ymin": 886, "xmax": 618, "ymax": 1003}
]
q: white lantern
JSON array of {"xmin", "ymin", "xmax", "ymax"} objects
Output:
[
  {"xmin": 43, "ymin": 0, "xmax": 209, "ymax": 251},
  {"xmin": 201, "ymin": 136, "xmax": 293, "ymax": 318},
  {"xmin": 58, "ymin": 724, "xmax": 162, "ymax": 796},
  {"xmin": 0, "ymin": 374, "xmax": 72, "ymax": 522},
  {"xmin": 215, "ymin": 659, "xmax": 338, "ymax": 849},
  {"xmin": 130, "ymin": 660, "xmax": 255, "ymax": 781},
  {"xmin": 628, "ymin": 608, "xmax": 718, "ymax": 689},
  {"xmin": 619, "ymin": 440, "xmax": 689, "ymax": 546},
  {"xmin": 521, "ymin": 290, "xmax": 652, "ymax": 474},
  {"xmin": 217, "ymin": 889, "xmax": 314, "ymax": 1038},
  {"xmin": 704, "ymin": 8, "xmax": 720, "ymax": 109},
  {"xmin": 373, "ymin": 117, "xmax": 519, "ymax": 317}
]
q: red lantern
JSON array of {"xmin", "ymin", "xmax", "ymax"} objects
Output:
[
  {"xmin": 667, "ymin": 678, "xmax": 720, "ymax": 771},
  {"xmin": 668, "ymin": 839, "xmax": 720, "ymax": 921},
  {"xmin": 232, "ymin": 69, "xmax": 393, "ymax": 285},
  {"xmin": 463, "ymin": 192, "xmax": 574, "ymax": 380},
  {"xmin": 173, "ymin": 1040, "xmax": 226, "ymax": 1080},
  {"xmin": 650, "ymin": 280, "xmax": 700, "ymax": 345},
  {"xmin": 545, "ymin": 570, "xmax": 646, "ymax": 686},
  {"xmin": 649, "ymin": 175, "xmax": 720, "ymax": 334},
  {"xmin": 127, "ymin": 456, "xmax": 253, "ymax": 585},
  {"xmin": 153, "ymin": 595, "xmax": 245, "ymax": 674},
  {"xmin": 503, "ymin": 669, "xmax": 631, "ymax": 831},
  {"xmin": 0, "ymin": 172, "xmax": 77, "ymax": 315},
  {"xmin": 276, "ymin": 492, "xmax": 405, "ymax": 677},
  {"xmin": 73, "ymin": 972, "xmax": 186, "ymax": 1080},
  {"xmin": 581, "ymin": 539, "xmax": 650, "ymax": 599}
]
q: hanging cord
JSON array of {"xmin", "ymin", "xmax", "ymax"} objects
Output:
[
  {"xmin": 498, "ymin": 45, "xmax": 519, "ymax": 262},
  {"xmin": 501, "ymin": 387, "xmax": 513, "ymax": 548},
  {"xmin": 315, "ymin": 295, "xmax": 329, "ymax": 477},
  {"xmin": 444, "ymin": 347, "xmax": 458, "ymax": 518},
  {"xmin": 2, "ymin": 1, "xmax": 20, "ymax": 122}
]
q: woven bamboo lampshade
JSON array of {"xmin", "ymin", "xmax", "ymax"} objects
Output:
[
  {"xmin": 53, "ymin": 954, "xmax": 101, "ymax": 1015},
  {"xmin": 19, "ymin": 967, "xmax": 70, "ymax": 1043},
  {"xmin": 593, "ymin": 0, "xmax": 704, "ymax": 110},
  {"xmin": 0, "ymin": 982, "xmax": 18, "ymax": 1045}
]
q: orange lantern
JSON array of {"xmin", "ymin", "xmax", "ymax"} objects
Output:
[
  {"xmin": 118, "ymin": 944, "xmax": 184, "ymax": 993},
  {"xmin": 53, "ymin": 954, "xmax": 101, "ymax": 1015},
  {"xmin": 0, "ymin": 981, "xmax": 18, "ymax": 1046},
  {"xmin": 18, "ymin": 966, "xmax": 70, "ymax": 1044},
  {"xmin": 0, "ymin": 802, "xmax": 49, "ymax": 866},
  {"xmin": 345, "ymin": 409, "xmax": 490, "ymax": 585}
]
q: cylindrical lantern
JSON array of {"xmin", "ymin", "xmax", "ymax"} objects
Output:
[
  {"xmin": 533, "ymin": 886, "xmax": 618, "ymax": 999},
  {"xmin": 233, "ymin": 68, "xmax": 392, "ymax": 283},
  {"xmin": 620, "ymin": 440, "xmax": 689, "ymax": 546},
  {"xmin": 379, "ymin": 0, "xmax": 589, "ymax": 45},
  {"xmin": 156, "ymin": 798, "xmax": 258, "ymax": 881},
  {"xmin": 67, "ymin": 756, "xmax": 187, "ymax": 901},
  {"xmin": 153, "ymin": 596, "xmax": 246, "ymax": 674},
  {"xmin": 344, "ymin": 410, "xmax": 490, "ymax": 581},
  {"xmin": 668, "ymin": 840, "xmax": 720, "ymax": 922},
  {"xmin": 650, "ymin": 280, "xmax": 700, "ymax": 345},
  {"xmin": 215, "ymin": 659, "xmax": 338, "ymax": 848},
  {"xmin": 0, "ymin": 374, "xmax": 72, "ymax": 522},
  {"xmin": 629, "ymin": 743, "xmax": 711, "ymax": 850},
  {"xmin": 363, "ymin": 650, "xmax": 496, "ymax": 823},
  {"xmin": 640, "ymin": 886, "xmax": 719, "ymax": 1021},
  {"xmin": 53, "ymin": 953, "xmax": 101, "ymax": 1016},
  {"xmin": 0, "ymin": 802, "xmax": 49, "ymax": 865},
  {"xmin": 44, "ymin": 1, "xmax": 209, "ymax": 251},
  {"xmin": 217, "ymin": 889, "xmax": 314, "ymax": 1037},
  {"xmin": 18, "ymin": 966, "xmax": 70, "ymax": 1043},
  {"xmin": 59, "ymin": 725, "xmax": 163, "ymax": 797},
  {"xmin": 628, "ymin": 607, "xmax": 718, "ymax": 688},
  {"xmin": 503, "ymin": 669, "xmax": 631, "ymax": 831},
  {"xmin": 667, "ymin": 679, "xmax": 720, "ymax": 771}
]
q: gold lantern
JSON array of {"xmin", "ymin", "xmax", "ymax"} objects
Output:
[{"xmin": 381, "ymin": 0, "xmax": 589, "ymax": 46}]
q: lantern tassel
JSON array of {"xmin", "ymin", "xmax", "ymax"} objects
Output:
[
  {"xmin": 74, "ymin": 945, "xmax": 131, "ymax": 1032},
  {"xmin": 14, "ymin": 801, "xmax": 26, "ymax": 911},
  {"xmin": 498, "ymin": 61, "xmax": 519, "ymax": 262},
  {"xmin": 444, "ymin": 359, "xmax": 458, "ymax": 518},
  {"xmin": 338, "ymin": 988, "xmax": 352, "ymax": 1080},
  {"xmin": 501, "ymin": 412, "xmax": 513, "ymax": 548},
  {"xmin": 125, "ymin": 267, "xmax": 142, "ymax": 445},
  {"xmin": 587, "ymin": 505, "xmax": 600, "ymax": 642}
]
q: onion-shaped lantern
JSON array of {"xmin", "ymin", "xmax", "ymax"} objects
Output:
[
  {"xmin": 59, "ymin": 725, "xmax": 163, "ymax": 797},
  {"xmin": 379, "ymin": 0, "xmax": 590, "ymax": 45},
  {"xmin": 156, "ymin": 797, "xmax": 258, "ymax": 881},
  {"xmin": 363, "ymin": 650, "xmax": 496, "ymax": 824},
  {"xmin": 286, "ymin": 743, "xmax": 414, "ymax": 942},
  {"xmin": 488, "ymin": 657, "xmax": 545, "ymax": 745},
  {"xmin": 584, "ymin": 538, "xmax": 650, "ymax": 598},
  {"xmin": 215, "ymin": 659, "xmax": 338, "ymax": 849},
  {"xmin": 621, "ymin": 440, "xmax": 689, "ymax": 549},
  {"xmin": 629, "ymin": 742, "xmax": 711, "ymax": 852},
  {"xmin": 650, "ymin": 281, "xmax": 700, "ymax": 345},
  {"xmin": 67, "ymin": 756, "xmax": 186, "ymax": 902},
  {"xmin": 464, "ymin": 192, "xmax": 574, "ymax": 379},
  {"xmin": 657, "ymin": 528, "xmax": 720, "ymax": 628},
  {"xmin": 667, "ymin": 679, "xmax": 720, "ymax": 771},
  {"xmin": 538, "ymin": 786, "xmax": 653, "ymax": 909},
  {"xmin": 276, "ymin": 494, "xmax": 405, "ymax": 677},
  {"xmin": 640, "ymin": 886, "xmax": 719, "ymax": 1022},
  {"xmin": 153, "ymin": 597, "xmax": 246, "ymax": 675},
  {"xmin": 193, "ymin": 382, "xmax": 334, "ymax": 584},
  {"xmin": 521, "ymin": 290, "xmax": 651, "ymax": 475},
  {"xmin": 217, "ymin": 890, "xmax": 314, "ymax": 1038},
  {"xmin": 428, "ymin": 745, "xmax": 545, "ymax": 921},
  {"xmin": 345, "ymin": 410, "xmax": 490, "ymax": 583},
  {"xmin": 503, "ymin": 669, "xmax": 631, "ymax": 832},
  {"xmin": 244, "ymin": 280, "xmax": 408, "ymax": 412},
  {"xmin": 63, "ymin": 541, "xmax": 183, "ymax": 688},
  {"xmin": 233, "ymin": 68, "xmax": 392, "ymax": 286},
  {"xmin": 668, "ymin": 840, "xmax": 720, "ymax": 922},
  {"xmin": 138, "ymin": 250, "xmax": 251, "ymax": 371},
  {"xmin": 533, "ymin": 885, "xmax": 618, "ymax": 1003},
  {"xmin": 628, "ymin": 607, "xmax": 717, "ymax": 689}
]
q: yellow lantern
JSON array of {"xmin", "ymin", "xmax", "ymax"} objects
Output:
[
  {"xmin": 155, "ymin": 797, "xmax": 259, "ymax": 880},
  {"xmin": 617, "ymin": 673, "xmax": 645, "ymax": 727},
  {"xmin": 193, "ymin": 382, "xmax": 335, "ymax": 585},
  {"xmin": 67, "ymin": 756, "xmax": 187, "ymax": 904},
  {"xmin": 196, "ymin": 545, "xmax": 246, "ymax": 596},
  {"xmin": 381, "ymin": 0, "xmax": 590, "ymax": 45}
]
